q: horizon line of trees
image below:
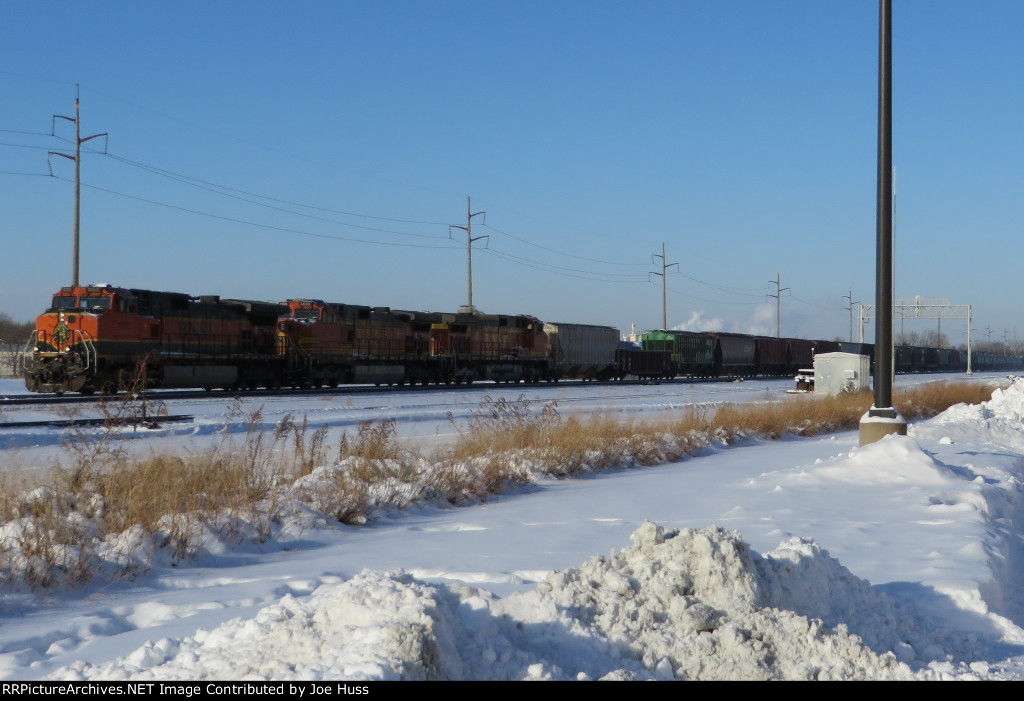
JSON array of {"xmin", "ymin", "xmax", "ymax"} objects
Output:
[{"xmin": 894, "ymin": 329, "xmax": 1023, "ymax": 357}]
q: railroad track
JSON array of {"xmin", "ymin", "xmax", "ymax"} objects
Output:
[
  {"xmin": 0, "ymin": 414, "xmax": 194, "ymax": 430},
  {"xmin": 0, "ymin": 375, "xmax": 758, "ymax": 409}
]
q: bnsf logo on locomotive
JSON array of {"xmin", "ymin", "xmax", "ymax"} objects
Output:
[{"xmin": 53, "ymin": 322, "xmax": 71, "ymax": 347}]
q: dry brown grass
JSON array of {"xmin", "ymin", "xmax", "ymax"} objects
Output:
[
  {"xmin": 0, "ymin": 398, "xmax": 333, "ymax": 584},
  {"xmin": 696, "ymin": 381, "xmax": 1000, "ymax": 441},
  {"xmin": 432, "ymin": 381, "xmax": 1003, "ymax": 486},
  {"xmin": 0, "ymin": 378, "xmax": 1004, "ymax": 588}
]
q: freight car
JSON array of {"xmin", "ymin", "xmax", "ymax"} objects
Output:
[
  {"xmin": 614, "ymin": 343, "xmax": 673, "ymax": 380},
  {"xmin": 543, "ymin": 322, "xmax": 619, "ymax": 380},
  {"xmin": 637, "ymin": 330, "xmax": 994, "ymax": 379},
  {"xmin": 24, "ymin": 284, "xmax": 285, "ymax": 394},
  {"xmin": 640, "ymin": 330, "xmax": 716, "ymax": 377},
  {"xmin": 640, "ymin": 330, "xmax": 807, "ymax": 378}
]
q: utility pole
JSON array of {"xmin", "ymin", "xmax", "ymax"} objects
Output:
[
  {"xmin": 449, "ymin": 196, "xmax": 486, "ymax": 315},
  {"xmin": 967, "ymin": 306, "xmax": 973, "ymax": 374},
  {"xmin": 49, "ymin": 83, "xmax": 108, "ymax": 288},
  {"xmin": 649, "ymin": 243, "xmax": 678, "ymax": 329},
  {"xmin": 767, "ymin": 273, "xmax": 789, "ymax": 338},
  {"xmin": 843, "ymin": 290, "xmax": 860, "ymax": 343}
]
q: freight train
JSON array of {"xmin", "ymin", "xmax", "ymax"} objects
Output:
[{"xmin": 22, "ymin": 284, "xmax": 1023, "ymax": 394}]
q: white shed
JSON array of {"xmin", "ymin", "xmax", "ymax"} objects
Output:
[{"xmin": 812, "ymin": 352, "xmax": 871, "ymax": 396}]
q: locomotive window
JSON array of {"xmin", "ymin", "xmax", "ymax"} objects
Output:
[
  {"xmin": 293, "ymin": 309, "xmax": 319, "ymax": 321},
  {"xmin": 52, "ymin": 296, "xmax": 78, "ymax": 310},
  {"xmin": 82, "ymin": 296, "xmax": 111, "ymax": 311}
]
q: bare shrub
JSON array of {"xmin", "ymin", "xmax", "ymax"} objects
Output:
[{"xmin": 339, "ymin": 419, "xmax": 404, "ymax": 463}]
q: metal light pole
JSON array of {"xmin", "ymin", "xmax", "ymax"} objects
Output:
[{"xmin": 860, "ymin": 0, "xmax": 907, "ymax": 445}]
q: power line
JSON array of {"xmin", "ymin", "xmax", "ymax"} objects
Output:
[
  {"xmin": 94, "ymin": 149, "xmax": 451, "ymax": 228},
  {"xmin": 57, "ymin": 175, "xmax": 464, "ymax": 250},
  {"xmin": 3, "ymin": 88, "xmax": 803, "ymax": 311},
  {"xmin": 664, "ymin": 284, "xmax": 763, "ymax": 306},
  {"xmin": 481, "ymin": 248, "xmax": 649, "ymax": 281},
  {"xmin": 481, "ymin": 222, "xmax": 648, "ymax": 268},
  {"xmin": 680, "ymin": 273, "xmax": 763, "ymax": 295},
  {"xmin": 0, "ymin": 140, "xmax": 60, "ymax": 150},
  {"xmin": 0, "ymin": 128, "xmax": 58, "ymax": 137}
]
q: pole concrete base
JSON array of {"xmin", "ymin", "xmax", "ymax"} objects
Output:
[{"xmin": 859, "ymin": 406, "xmax": 908, "ymax": 446}]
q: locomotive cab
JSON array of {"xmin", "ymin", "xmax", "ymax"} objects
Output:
[{"xmin": 25, "ymin": 285, "xmax": 135, "ymax": 394}]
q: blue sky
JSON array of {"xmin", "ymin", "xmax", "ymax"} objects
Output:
[{"xmin": 2, "ymin": 1, "xmax": 1022, "ymax": 348}]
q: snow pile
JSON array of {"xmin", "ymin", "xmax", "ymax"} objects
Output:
[
  {"xmin": 913, "ymin": 376, "xmax": 1024, "ymax": 448},
  {"xmin": 54, "ymin": 523, "xmax": 937, "ymax": 681},
  {"xmin": 808, "ymin": 433, "xmax": 959, "ymax": 487}
]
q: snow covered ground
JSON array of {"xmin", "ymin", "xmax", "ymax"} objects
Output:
[{"xmin": 3, "ymin": 373, "xmax": 1024, "ymax": 680}]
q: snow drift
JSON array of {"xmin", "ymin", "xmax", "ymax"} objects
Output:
[{"xmin": 56, "ymin": 523, "xmax": 932, "ymax": 681}]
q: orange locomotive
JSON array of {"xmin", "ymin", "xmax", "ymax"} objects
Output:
[
  {"xmin": 25, "ymin": 285, "xmax": 285, "ymax": 394},
  {"xmin": 277, "ymin": 298, "xmax": 549, "ymax": 387}
]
